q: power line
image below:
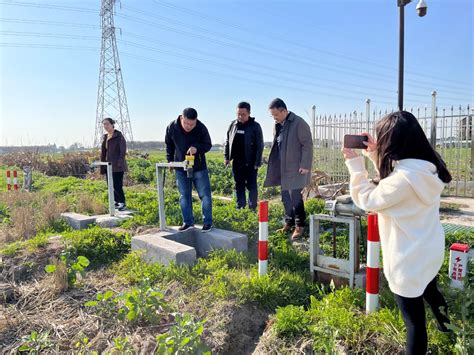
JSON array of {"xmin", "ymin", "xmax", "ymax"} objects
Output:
[
  {"xmin": 117, "ymin": 11, "xmax": 473, "ymax": 97},
  {"xmin": 1, "ymin": 29, "xmax": 471, "ymax": 104},
  {"xmin": 149, "ymin": 0, "xmax": 473, "ymax": 89},
  {"xmin": 2, "ymin": 42, "xmax": 469, "ymax": 109},
  {"xmin": 120, "ymin": 31, "xmax": 472, "ymax": 103},
  {"xmin": 231, "ymin": 0, "xmax": 473, "ymax": 87},
  {"xmin": 0, "ymin": 1, "xmax": 97, "ymax": 14},
  {"xmin": 2, "ymin": 0, "xmax": 471, "ymax": 95},
  {"xmin": 117, "ymin": 38, "xmax": 398, "ymax": 101},
  {"xmin": 0, "ymin": 17, "xmax": 100, "ymax": 29},
  {"xmin": 0, "ymin": 30, "xmax": 98, "ymax": 40},
  {"xmin": 0, "ymin": 40, "xmax": 395, "ymax": 105},
  {"xmin": 2, "ymin": 18, "xmax": 470, "ymax": 102},
  {"xmin": 0, "ymin": 30, "xmax": 430, "ymax": 101},
  {"xmin": 0, "ymin": 42, "xmax": 98, "ymax": 50}
]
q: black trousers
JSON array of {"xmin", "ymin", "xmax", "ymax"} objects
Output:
[
  {"xmin": 232, "ymin": 163, "xmax": 258, "ymax": 210},
  {"xmin": 395, "ymin": 277, "xmax": 449, "ymax": 355},
  {"xmin": 281, "ymin": 189, "xmax": 306, "ymax": 227},
  {"xmin": 107, "ymin": 171, "xmax": 126, "ymax": 204}
]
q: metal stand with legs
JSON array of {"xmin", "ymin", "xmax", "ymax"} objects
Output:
[
  {"xmin": 155, "ymin": 161, "xmax": 191, "ymax": 231},
  {"xmin": 92, "ymin": 161, "xmax": 115, "ymax": 216}
]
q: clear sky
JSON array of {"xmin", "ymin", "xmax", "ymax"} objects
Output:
[{"xmin": 0, "ymin": 0, "xmax": 472, "ymax": 147}]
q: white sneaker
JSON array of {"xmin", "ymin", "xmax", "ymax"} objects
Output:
[{"xmin": 117, "ymin": 203, "xmax": 126, "ymax": 211}]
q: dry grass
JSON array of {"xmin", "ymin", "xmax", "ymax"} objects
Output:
[
  {"xmin": 0, "ymin": 203, "xmax": 36, "ymax": 244},
  {"xmin": 49, "ymin": 257, "xmax": 69, "ymax": 294},
  {"xmin": 0, "ymin": 151, "xmax": 97, "ymax": 177},
  {"xmin": 0, "ymin": 191, "xmax": 68, "ymax": 244},
  {"xmin": 0, "ymin": 192, "xmax": 37, "ymax": 228},
  {"xmin": 0, "ymin": 270, "xmax": 163, "ymax": 354},
  {"xmin": 253, "ymin": 328, "xmax": 315, "ymax": 355},
  {"xmin": 37, "ymin": 196, "xmax": 68, "ymax": 231},
  {"xmin": 76, "ymin": 194, "xmax": 107, "ymax": 216}
]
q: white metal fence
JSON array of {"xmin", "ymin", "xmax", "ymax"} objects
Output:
[{"xmin": 312, "ymin": 94, "xmax": 473, "ymax": 198}]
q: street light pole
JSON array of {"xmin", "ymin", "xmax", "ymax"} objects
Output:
[
  {"xmin": 398, "ymin": 2, "xmax": 406, "ymax": 111},
  {"xmin": 397, "ymin": 0, "xmax": 427, "ymax": 112}
]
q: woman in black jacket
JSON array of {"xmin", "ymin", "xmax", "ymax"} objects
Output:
[{"xmin": 100, "ymin": 118, "xmax": 127, "ymax": 211}]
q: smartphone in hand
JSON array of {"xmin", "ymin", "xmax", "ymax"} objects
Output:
[{"xmin": 343, "ymin": 135, "xmax": 368, "ymax": 149}]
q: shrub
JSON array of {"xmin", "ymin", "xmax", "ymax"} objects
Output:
[
  {"xmin": 156, "ymin": 313, "xmax": 210, "ymax": 355},
  {"xmin": 62, "ymin": 227, "xmax": 131, "ymax": 267},
  {"xmin": 273, "ymin": 305, "xmax": 311, "ymax": 338}
]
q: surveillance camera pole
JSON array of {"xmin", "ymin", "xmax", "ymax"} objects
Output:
[
  {"xmin": 397, "ymin": 0, "xmax": 427, "ymax": 111},
  {"xmin": 397, "ymin": 0, "xmax": 410, "ymax": 111}
]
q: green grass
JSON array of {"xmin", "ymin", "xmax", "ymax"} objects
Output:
[
  {"xmin": 1, "ymin": 152, "xmax": 473, "ymax": 353},
  {"xmin": 1, "ymin": 232, "xmax": 52, "ymax": 256}
]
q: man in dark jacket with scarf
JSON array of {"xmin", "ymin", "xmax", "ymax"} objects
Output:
[
  {"xmin": 264, "ymin": 98, "xmax": 313, "ymax": 240},
  {"xmin": 224, "ymin": 102, "xmax": 264, "ymax": 210},
  {"xmin": 165, "ymin": 107, "xmax": 213, "ymax": 232}
]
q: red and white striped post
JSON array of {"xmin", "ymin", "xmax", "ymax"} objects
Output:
[
  {"xmin": 258, "ymin": 201, "xmax": 269, "ymax": 277},
  {"xmin": 6, "ymin": 170, "xmax": 19, "ymax": 191},
  {"xmin": 6, "ymin": 170, "xmax": 12, "ymax": 191},
  {"xmin": 366, "ymin": 213, "xmax": 380, "ymax": 314},
  {"xmin": 13, "ymin": 170, "xmax": 18, "ymax": 190}
]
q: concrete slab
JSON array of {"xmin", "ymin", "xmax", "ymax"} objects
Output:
[
  {"xmin": 61, "ymin": 210, "xmax": 135, "ymax": 230},
  {"xmin": 131, "ymin": 226, "xmax": 248, "ymax": 266},
  {"xmin": 95, "ymin": 216, "xmax": 122, "ymax": 228},
  {"xmin": 165, "ymin": 226, "xmax": 248, "ymax": 257},
  {"xmin": 95, "ymin": 214, "xmax": 132, "ymax": 228},
  {"xmin": 115, "ymin": 210, "xmax": 136, "ymax": 217},
  {"xmin": 131, "ymin": 231, "xmax": 197, "ymax": 266},
  {"xmin": 60, "ymin": 212, "xmax": 96, "ymax": 230}
]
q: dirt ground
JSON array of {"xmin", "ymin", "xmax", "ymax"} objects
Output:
[
  {"xmin": 0, "ymin": 237, "xmax": 270, "ymax": 354},
  {"xmin": 440, "ymin": 197, "xmax": 474, "ymax": 227}
]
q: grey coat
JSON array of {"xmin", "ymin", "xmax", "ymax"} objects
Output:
[{"xmin": 264, "ymin": 112, "xmax": 313, "ymax": 191}]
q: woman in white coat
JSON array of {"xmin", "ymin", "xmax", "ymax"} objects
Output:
[{"xmin": 343, "ymin": 111, "xmax": 451, "ymax": 354}]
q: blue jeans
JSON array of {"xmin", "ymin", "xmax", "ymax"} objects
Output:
[{"xmin": 175, "ymin": 169, "xmax": 212, "ymax": 225}]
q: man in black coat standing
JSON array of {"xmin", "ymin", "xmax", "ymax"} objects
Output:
[
  {"xmin": 165, "ymin": 107, "xmax": 213, "ymax": 232},
  {"xmin": 224, "ymin": 102, "xmax": 264, "ymax": 210}
]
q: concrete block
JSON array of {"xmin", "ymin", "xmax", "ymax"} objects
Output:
[
  {"xmin": 60, "ymin": 212, "xmax": 96, "ymax": 230},
  {"xmin": 166, "ymin": 226, "xmax": 248, "ymax": 257},
  {"xmin": 95, "ymin": 214, "xmax": 132, "ymax": 228},
  {"xmin": 116, "ymin": 210, "xmax": 135, "ymax": 217},
  {"xmin": 132, "ymin": 232, "xmax": 197, "ymax": 266},
  {"xmin": 95, "ymin": 216, "xmax": 122, "ymax": 228}
]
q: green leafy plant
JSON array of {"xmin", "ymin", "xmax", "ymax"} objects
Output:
[
  {"xmin": 84, "ymin": 290, "xmax": 116, "ymax": 317},
  {"xmin": 75, "ymin": 336, "xmax": 98, "ymax": 355},
  {"xmin": 445, "ymin": 259, "xmax": 474, "ymax": 355},
  {"xmin": 62, "ymin": 227, "xmax": 131, "ymax": 267},
  {"xmin": 110, "ymin": 336, "xmax": 134, "ymax": 354},
  {"xmin": 273, "ymin": 305, "xmax": 311, "ymax": 338},
  {"xmin": 156, "ymin": 313, "xmax": 210, "ymax": 355},
  {"xmin": 111, "ymin": 251, "xmax": 165, "ymax": 285},
  {"xmin": 85, "ymin": 280, "xmax": 168, "ymax": 325},
  {"xmin": 116, "ymin": 280, "xmax": 168, "ymax": 324},
  {"xmin": 45, "ymin": 248, "xmax": 90, "ymax": 286},
  {"xmin": 18, "ymin": 330, "xmax": 53, "ymax": 354}
]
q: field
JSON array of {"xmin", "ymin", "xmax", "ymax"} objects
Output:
[{"xmin": 0, "ymin": 151, "xmax": 473, "ymax": 354}]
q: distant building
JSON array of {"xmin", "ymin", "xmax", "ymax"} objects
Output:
[
  {"xmin": 0, "ymin": 144, "xmax": 58, "ymax": 154},
  {"xmin": 210, "ymin": 144, "xmax": 223, "ymax": 152}
]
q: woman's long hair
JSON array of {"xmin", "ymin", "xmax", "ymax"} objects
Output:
[{"xmin": 376, "ymin": 111, "xmax": 452, "ymax": 183}]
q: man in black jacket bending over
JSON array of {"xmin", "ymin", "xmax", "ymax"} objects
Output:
[
  {"xmin": 224, "ymin": 101, "xmax": 264, "ymax": 211},
  {"xmin": 165, "ymin": 107, "xmax": 213, "ymax": 232}
]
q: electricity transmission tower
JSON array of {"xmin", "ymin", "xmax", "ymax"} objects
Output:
[{"xmin": 94, "ymin": 0, "xmax": 133, "ymax": 147}]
